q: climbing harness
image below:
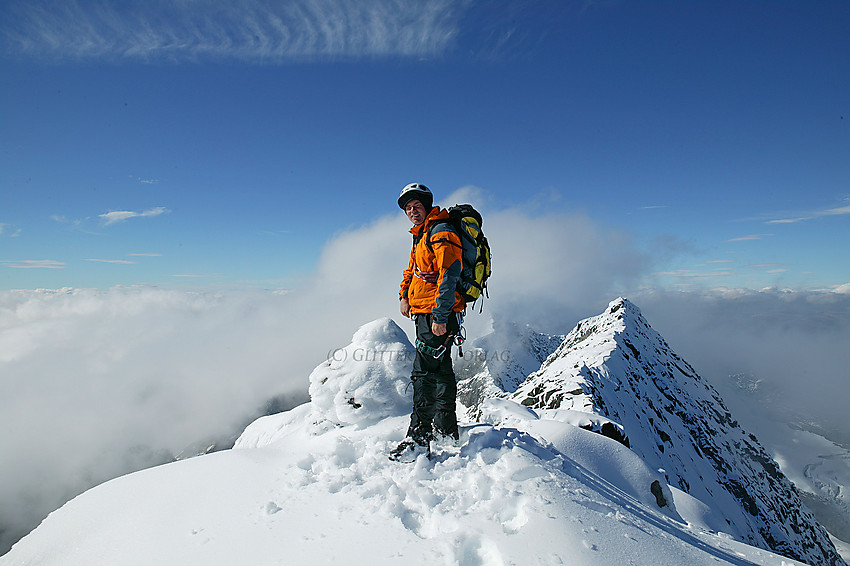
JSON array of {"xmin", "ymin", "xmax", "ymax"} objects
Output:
[{"xmin": 414, "ymin": 312, "xmax": 466, "ymax": 359}]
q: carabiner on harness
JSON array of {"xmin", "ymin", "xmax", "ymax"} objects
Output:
[
  {"xmin": 415, "ymin": 337, "xmax": 451, "ymax": 360},
  {"xmin": 454, "ymin": 311, "xmax": 466, "ymax": 357}
]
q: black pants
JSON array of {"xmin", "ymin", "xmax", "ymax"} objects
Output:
[{"xmin": 407, "ymin": 313, "xmax": 460, "ymax": 443}]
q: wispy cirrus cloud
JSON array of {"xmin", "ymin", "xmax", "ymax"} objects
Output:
[
  {"xmin": 169, "ymin": 273, "xmax": 222, "ymax": 280},
  {"xmin": 0, "ymin": 223, "xmax": 22, "ymax": 238},
  {"xmin": 85, "ymin": 259, "xmax": 135, "ymax": 265},
  {"xmin": 1, "ymin": 259, "xmax": 65, "ymax": 269},
  {"xmin": 765, "ymin": 217, "xmax": 811, "ymax": 225},
  {"xmin": 1, "ymin": 0, "xmax": 466, "ymax": 63},
  {"xmin": 656, "ymin": 269, "xmax": 733, "ymax": 279},
  {"xmin": 99, "ymin": 207, "xmax": 169, "ymax": 225},
  {"xmin": 822, "ymin": 204, "xmax": 850, "ymax": 216},
  {"xmin": 764, "ymin": 200, "xmax": 850, "ymax": 225},
  {"xmin": 726, "ymin": 234, "xmax": 772, "ymax": 242}
]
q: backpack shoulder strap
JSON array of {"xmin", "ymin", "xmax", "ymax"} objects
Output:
[{"xmin": 426, "ymin": 220, "xmax": 461, "ymax": 250}]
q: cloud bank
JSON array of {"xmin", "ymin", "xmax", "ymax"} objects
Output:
[
  {"xmin": 1, "ymin": 0, "xmax": 466, "ymax": 63},
  {"xmin": 633, "ymin": 287, "xmax": 850, "ymax": 441},
  {"xmin": 2, "ymin": 188, "xmax": 848, "ymax": 553},
  {"xmin": 0, "ymin": 287, "xmax": 314, "ymax": 552}
]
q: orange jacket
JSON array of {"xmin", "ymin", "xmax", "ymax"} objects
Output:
[{"xmin": 400, "ymin": 207, "xmax": 466, "ymax": 323}]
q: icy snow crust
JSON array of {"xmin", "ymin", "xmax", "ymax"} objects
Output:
[{"xmin": 0, "ymin": 315, "xmax": 821, "ymax": 565}]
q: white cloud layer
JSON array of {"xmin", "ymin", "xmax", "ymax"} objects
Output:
[
  {"xmin": 632, "ymin": 287, "xmax": 850, "ymax": 442},
  {"xmin": 2, "ymin": 0, "xmax": 465, "ymax": 63},
  {"xmin": 0, "ymin": 287, "xmax": 313, "ymax": 552},
  {"xmin": 1, "ymin": 190, "xmax": 848, "ymax": 553}
]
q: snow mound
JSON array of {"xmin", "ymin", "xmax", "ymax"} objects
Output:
[{"xmin": 308, "ymin": 317, "xmax": 414, "ymax": 428}]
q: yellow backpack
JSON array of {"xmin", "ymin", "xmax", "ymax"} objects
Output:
[{"xmin": 427, "ymin": 204, "xmax": 491, "ymax": 309}]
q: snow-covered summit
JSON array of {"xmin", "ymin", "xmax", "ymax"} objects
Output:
[
  {"xmin": 2, "ymin": 301, "xmax": 843, "ymax": 565},
  {"xmin": 512, "ymin": 297, "xmax": 845, "ymax": 566},
  {"xmin": 308, "ymin": 317, "xmax": 414, "ymax": 428}
]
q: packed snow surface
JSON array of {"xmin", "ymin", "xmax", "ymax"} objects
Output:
[{"xmin": 4, "ymin": 316, "xmax": 814, "ymax": 565}]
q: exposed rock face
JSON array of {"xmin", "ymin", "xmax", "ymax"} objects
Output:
[
  {"xmin": 454, "ymin": 318, "xmax": 563, "ymax": 419},
  {"xmin": 510, "ymin": 298, "xmax": 845, "ymax": 566}
]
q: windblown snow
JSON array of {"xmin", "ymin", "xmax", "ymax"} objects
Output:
[{"xmin": 2, "ymin": 303, "xmax": 844, "ymax": 565}]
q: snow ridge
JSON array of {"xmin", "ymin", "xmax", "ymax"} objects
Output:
[
  {"xmin": 512, "ymin": 298, "xmax": 845, "ymax": 566},
  {"xmin": 2, "ymin": 306, "xmax": 844, "ymax": 565}
]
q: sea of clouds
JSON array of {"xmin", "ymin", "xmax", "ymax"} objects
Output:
[
  {"xmin": 633, "ymin": 288, "xmax": 850, "ymax": 442},
  {"xmin": 2, "ymin": 188, "xmax": 848, "ymax": 553}
]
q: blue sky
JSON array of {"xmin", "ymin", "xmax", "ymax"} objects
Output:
[{"xmin": 1, "ymin": 0, "xmax": 848, "ymax": 291}]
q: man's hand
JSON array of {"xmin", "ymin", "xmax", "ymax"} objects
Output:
[
  {"xmin": 400, "ymin": 298, "xmax": 411, "ymax": 318},
  {"xmin": 431, "ymin": 321, "xmax": 447, "ymax": 336}
]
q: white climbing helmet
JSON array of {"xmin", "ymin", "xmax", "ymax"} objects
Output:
[{"xmin": 398, "ymin": 182, "xmax": 433, "ymax": 210}]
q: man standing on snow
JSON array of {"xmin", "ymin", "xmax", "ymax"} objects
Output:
[{"xmin": 391, "ymin": 183, "xmax": 466, "ymax": 461}]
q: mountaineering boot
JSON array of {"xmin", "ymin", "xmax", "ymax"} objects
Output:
[{"xmin": 388, "ymin": 438, "xmax": 430, "ymax": 462}]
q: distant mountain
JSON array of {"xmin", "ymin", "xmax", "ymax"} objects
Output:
[
  {"xmin": 455, "ymin": 318, "xmax": 564, "ymax": 419},
  {"xmin": 508, "ymin": 298, "xmax": 844, "ymax": 566}
]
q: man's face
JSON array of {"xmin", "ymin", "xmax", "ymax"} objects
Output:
[{"xmin": 405, "ymin": 200, "xmax": 428, "ymax": 225}]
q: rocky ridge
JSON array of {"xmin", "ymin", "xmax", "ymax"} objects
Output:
[{"xmin": 504, "ymin": 298, "xmax": 844, "ymax": 566}]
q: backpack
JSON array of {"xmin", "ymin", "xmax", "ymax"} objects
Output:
[{"xmin": 427, "ymin": 204, "xmax": 491, "ymax": 309}]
